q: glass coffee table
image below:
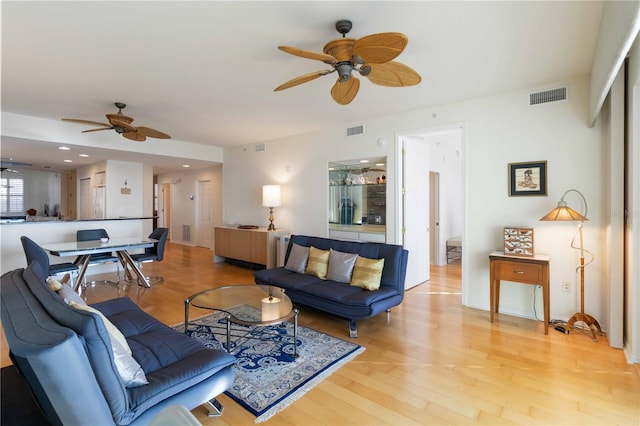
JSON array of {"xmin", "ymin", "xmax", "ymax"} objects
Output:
[{"xmin": 184, "ymin": 284, "xmax": 299, "ymax": 357}]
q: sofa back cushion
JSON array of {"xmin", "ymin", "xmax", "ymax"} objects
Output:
[
  {"xmin": 21, "ymin": 262, "xmax": 129, "ymax": 423},
  {"xmin": 287, "ymin": 235, "xmax": 408, "ymax": 292}
]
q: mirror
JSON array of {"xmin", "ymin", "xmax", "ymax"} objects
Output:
[{"xmin": 328, "ymin": 157, "xmax": 386, "ymax": 227}]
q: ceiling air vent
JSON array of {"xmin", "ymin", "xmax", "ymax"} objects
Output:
[
  {"xmin": 529, "ymin": 86, "xmax": 568, "ymax": 106},
  {"xmin": 346, "ymin": 125, "xmax": 364, "ymax": 136}
]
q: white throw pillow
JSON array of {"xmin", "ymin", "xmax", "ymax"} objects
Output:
[
  {"xmin": 284, "ymin": 243, "xmax": 310, "ymax": 274},
  {"xmin": 58, "ymin": 284, "xmax": 87, "ymax": 306},
  {"xmin": 69, "ymin": 301, "xmax": 148, "ymax": 387},
  {"xmin": 326, "ymin": 249, "xmax": 359, "ymax": 283}
]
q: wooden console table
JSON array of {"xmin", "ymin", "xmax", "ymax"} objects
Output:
[
  {"xmin": 214, "ymin": 227, "xmax": 287, "ymax": 269},
  {"xmin": 489, "ymin": 251, "xmax": 550, "ymax": 334}
]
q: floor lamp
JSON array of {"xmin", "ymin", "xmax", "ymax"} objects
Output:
[{"xmin": 540, "ymin": 189, "xmax": 602, "ymax": 341}]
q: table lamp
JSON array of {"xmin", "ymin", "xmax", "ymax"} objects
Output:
[
  {"xmin": 540, "ymin": 188, "xmax": 602, "ymax": 341},
  {"xmin": 262, "ymin": 185, "xmax": 281, "ymax": 231}
]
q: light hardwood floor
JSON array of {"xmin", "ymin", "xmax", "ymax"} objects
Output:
[{"xmin": 2, "ymin": 242, "xmax": 639, "ymax": 425}]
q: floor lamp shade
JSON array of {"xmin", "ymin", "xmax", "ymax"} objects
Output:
[{"xmin": 262, "ymin": 185, "xmax": 281, "ymax": 231}]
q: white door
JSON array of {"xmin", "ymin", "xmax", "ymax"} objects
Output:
[
  {"xmin": 79, "ymin": 178, "xmax": 91, "ymax": 219},
  {"xmin": 93, "ymin": 186, "xmax": 105, "ymax": 219},
  {"xmin": 402, "ymin": 137, "xmax": 430, "ymax": 288},
  {"xmin": 197, "ymin": 180, "xmax": 212, "ymax": 248}
]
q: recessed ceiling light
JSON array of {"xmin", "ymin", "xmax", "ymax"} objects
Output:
[
  {"xmin": 58, "ymin": 146, "xmax": 71, "ymax": 150},
  {"xmin": 64, "ymin": 159, "xmax": 73, "ymax": 163},
  {"xmin": 182, "ymin": 164, "xmax": 190, "ymax": 168},
  {"xmin": 79, "ymin": 154, "xmax": 89, "ymax": 157},
  {"xmin": 360, "ymin": 160, "xmax": 369, "ymax": 163},
  {"xmin": 376, "ymin": 163, "xmax": 385, "ymax": 167}
]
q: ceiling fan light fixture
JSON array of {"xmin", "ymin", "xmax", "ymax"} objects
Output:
[
  {"xmin": 336, "ymin": 62, "xmax": 353, "ymax": 82},
  {"xmin": 358, "ymin": 65, "xmax": 372, "ymax": 76}
]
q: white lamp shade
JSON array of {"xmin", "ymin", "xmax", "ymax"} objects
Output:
[{"xmin": 262, "ymin": 185, "xmax": 281, "ymax": 207}]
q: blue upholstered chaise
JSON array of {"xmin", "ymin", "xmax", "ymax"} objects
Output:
[
  {"xmin": 1, "ymin": 261, "xmax": 235, "ymax": 425},
  {"xmin": 254, "ymin": 234, "xmax": 409, "ymax": 337}
]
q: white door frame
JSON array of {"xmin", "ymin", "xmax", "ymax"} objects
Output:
[{"xmin": 395, "ymin": 122, "xmax": 466, "ymax": 291}]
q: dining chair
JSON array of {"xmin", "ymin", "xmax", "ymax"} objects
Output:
[
  {"xmin": 129, "ymin": 227, "xmax": 169, "ymax": 284},
  {"xmin": 76, "ymin": 228, "xmax": 120, "ymax": 286},
  {"xmin": 20, "ymin": 236, "xmax": 79, "ymax": 288}
]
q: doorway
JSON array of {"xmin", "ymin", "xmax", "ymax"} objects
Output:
[
  {"xmin": 429, "ymin": 171, "xmax": 440, "ymax": 264},
  {"xmin": 398, "ymin": 124, "xmax": 464, "ymax": 288},
  {"xmin": 79, "ymin": 177, "xmax": 91, "ymax": 219},
  {"xmin": 160, "ymin": 183, "xmax": 171, "ymax": 238},
  {"xmin": 197, "ymin": 179, "xmax": 212, "ymax": 248}
]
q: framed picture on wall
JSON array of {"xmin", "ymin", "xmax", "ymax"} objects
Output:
[
  {"xmin": 508, "ymin": 161, "xmax": 547, "ymax": 196},
  {"xmin": 504, "ymin": 227, "xmax": 534, "ymax": 257}
]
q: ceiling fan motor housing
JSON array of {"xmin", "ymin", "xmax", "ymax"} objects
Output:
[{"xmin": 335, "ymin": 19, "xmax": 352, "ymax": 36}]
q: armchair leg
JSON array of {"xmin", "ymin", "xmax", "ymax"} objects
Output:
[
  {"xmin": 203, "ymin": 398, "xmax": 223, "ymax": 417},
  {"xmin": 349, "ymin": 320, "xmax": 358, "ymax": 338}
]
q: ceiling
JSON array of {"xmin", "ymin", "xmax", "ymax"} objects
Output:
[{"xmin": 1, "ymin": 1, "xmax": 604, "ymax": 173}]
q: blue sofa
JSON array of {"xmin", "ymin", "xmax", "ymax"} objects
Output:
[
  {"xmin": 254, "ymin": 235, "xmax": 409, "ymax": 337},
  {"xmin": 1, "ymin": 262, "xmax": 236, "ymax": 425}
]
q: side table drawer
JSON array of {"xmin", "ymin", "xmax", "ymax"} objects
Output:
[{"xmin": 495, "ymin": 260, "xmax": 542, "ymax": 284}]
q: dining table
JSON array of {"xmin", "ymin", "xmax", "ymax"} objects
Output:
[{"xmin": 41, "ymin": 237, "xmax": 157, "ymax": 291}]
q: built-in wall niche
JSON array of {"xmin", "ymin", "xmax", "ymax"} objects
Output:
[{"xmin": 328, "ymin": 157, "xmax": 387, "ymax": 226}]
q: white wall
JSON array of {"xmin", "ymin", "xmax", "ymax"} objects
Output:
[
  {"xmin": 105, "ymin": 160, "xmax": 144, "ymax": 218},
  {"xmin": 222, "ymin": 75, "xmax": 609, "ymax": 330},
  {"xmin": 625, "ymin": 34, "xmax": 640, "ymax": 363}
]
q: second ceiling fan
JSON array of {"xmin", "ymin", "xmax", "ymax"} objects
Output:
[
  {"xmin": 274, "ymin": 19, "xmax": 422, "ymax": 105},
  {"xmin": 62, "ymin": 102, "xmax": 171, "ymax": 142}
]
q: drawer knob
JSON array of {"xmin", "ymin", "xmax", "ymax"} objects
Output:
[{"xmin": 513, "ymin": 270, "xmax": 525, "ymax": 274}]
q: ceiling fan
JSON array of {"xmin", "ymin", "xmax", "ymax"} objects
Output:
[
  {"xmin": 62, "ymin": 102, "xmax": 171, "ymax": 142},
  {"xmin": 1, "ymin": 159, "xmax": 32, "ymax": 170},
  {"xmin": 274, "ymin": 19, "xmax": 421, "ymax": 105}
]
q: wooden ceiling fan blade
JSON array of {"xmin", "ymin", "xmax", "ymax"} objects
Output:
[
  {"xmin": 278, "ymin": 46, "xmax": 336, "ymax": 63},
  {"xmin": 366, "ymin": 62, "xmax": 421, "ymax": 87},
  {"xmin": 122, "ymin": 131, "xmax": 146, "ymax": 142},
  {"xmin": 61, "ymin": 118, "xmax": 112, "ymax": 127},
  {"xmin": 331, "ymin": 77, "xmax": 360, "ymax": 105},
  {"xmin": 81, "ymin": 127, "xmax": 113, "ymax": 133},
  {"xmin": 353, "ymin": 32, "xmax": 408, "ymax": 64},
  {"xmin": 274, "ymin": 71, "xmax": 327, "ymax": 91},
  {"xmin": 136, "ymin": 126, "xmax": 171, "ymax": 139}
]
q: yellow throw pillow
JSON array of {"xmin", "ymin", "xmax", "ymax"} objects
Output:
[
  {"xmin": 350, "ymin": 256, "xmax": 385, "ymax": 291},
  {"xmin": 305, "ymin": 246, "xmax": 330, "ymax": 279}
]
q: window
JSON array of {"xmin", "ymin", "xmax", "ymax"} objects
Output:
[{"xmin": 0, "ymin": 176, "xmax": 25, "ymax": 214}]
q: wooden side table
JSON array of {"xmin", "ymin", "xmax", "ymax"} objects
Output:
[{"xmin": 489, "ymin": 251, "xmax": 550, "ymax": 334}]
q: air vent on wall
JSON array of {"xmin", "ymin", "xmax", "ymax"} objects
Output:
[
  {"xmin": 346, "ymin": 124, "xmax": 364, "ymax": 136},
  {"xmin": 529, "ymin": 86, "xmax": 568, "ymax": 106}
]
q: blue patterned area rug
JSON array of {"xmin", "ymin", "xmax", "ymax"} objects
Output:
[{"xmin": 176, "ymin": 305, "xmax": 365, "ymax": 423}]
